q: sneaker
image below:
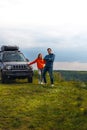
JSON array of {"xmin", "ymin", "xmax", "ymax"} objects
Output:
[
  {"xmin": 40, "ymin": 82, "xmax": 43, "ymax": 84},
  {"xmin": 51, "ymin": 84, "xmax": 54, "ymax": 87}
]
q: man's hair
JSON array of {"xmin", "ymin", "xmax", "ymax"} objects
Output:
[{"xmin": 47, "ymin": 48, "xmax": 52, "ymax": 51}]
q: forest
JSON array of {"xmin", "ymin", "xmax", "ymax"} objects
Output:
[{"xmin": 55, "ymin": 70, "xmax": 87, "ymax": 82}]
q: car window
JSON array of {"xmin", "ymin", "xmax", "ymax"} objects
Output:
[{"xmin": 3, "ymin": 51, "xmax": 26, "ymax": 62}]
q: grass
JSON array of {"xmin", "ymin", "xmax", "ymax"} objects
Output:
[{"xmin": 0, "ymin": 72, "xmax": 87, "ymax": 130}]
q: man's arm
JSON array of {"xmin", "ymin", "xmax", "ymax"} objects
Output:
[{"xmin": 44, "ymin": 54, "xmax": 55, "ymax": 62}]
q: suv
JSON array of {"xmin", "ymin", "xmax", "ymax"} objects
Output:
[{"xmin": 0, "ymin": 45, "xmax": 33, "ymax": 83}]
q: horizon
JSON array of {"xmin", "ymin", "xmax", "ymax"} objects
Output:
[{"xmin": 29, "ymin": 61, "xmax": 87, "ymax": 71}]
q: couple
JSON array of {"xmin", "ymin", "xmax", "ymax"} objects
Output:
[{"xmin": 29, "ymin": 48, "xmax": 55, "ymax": 86}]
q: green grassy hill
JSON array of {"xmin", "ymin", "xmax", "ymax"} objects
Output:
[{"xmin": 0, "ymin": 71, "xmax": 87, "ymax": 130}]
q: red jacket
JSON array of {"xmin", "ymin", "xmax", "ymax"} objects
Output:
[{"xmin": 29, "ymin": 58, "xmax": 45, "ymax": 69}]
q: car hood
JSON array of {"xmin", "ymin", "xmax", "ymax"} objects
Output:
[{"xmin": 3, "ymin": 62, "xmax": 28, "ymax": 65}]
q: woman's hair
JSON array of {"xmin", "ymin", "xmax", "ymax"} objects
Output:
[{"xmin": 38, "ymin": 53, "xmax": 42, "ymax": 58}]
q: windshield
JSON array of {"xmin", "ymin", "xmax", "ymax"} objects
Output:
[{"xmin": 3, "ymin": 51, "xmax": 26, "ymax": 62}]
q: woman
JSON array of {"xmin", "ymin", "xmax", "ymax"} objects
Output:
[{"xmin": 28, "ymin": 53, "xmax": 45, "ymax": 84}]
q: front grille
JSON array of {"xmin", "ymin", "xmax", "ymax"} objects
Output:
[{"xmin": 12, "ymin": 64, "xmax": 27, "ymax": 70}]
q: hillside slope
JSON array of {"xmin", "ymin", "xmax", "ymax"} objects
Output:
[{"xmin": 0, "ymin": 72, "xmax": 87, "ymax": 130}]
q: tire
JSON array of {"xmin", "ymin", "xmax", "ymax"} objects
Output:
[
  {"xmin": 1, "ymin": 73, "xmax": 6, "ymax": 83},
  {"xmin": 28, "ymin": 76, "xmax": 33, "ymax": 83}
]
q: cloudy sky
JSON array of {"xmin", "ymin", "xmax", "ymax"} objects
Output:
[{"xmin": 0, "ymin": 0, "xmax": 87, "ymax": 70}]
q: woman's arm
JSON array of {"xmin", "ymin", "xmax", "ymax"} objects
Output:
[{"xmin": 28, "ymin": 58, "xmax": 37, "ymax": 65}]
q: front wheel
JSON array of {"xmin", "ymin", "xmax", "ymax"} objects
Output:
[
  {"xmin": 1, "ymin": 73, "xmax": 6, "ymax": 83},
  {"xmin": 28, "ymin": 76, "xmax": 33, "ymax": 83}
]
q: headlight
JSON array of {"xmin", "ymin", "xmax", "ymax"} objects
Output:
[{"xmin": 5, "ymin": 65, "xmax": 12, "ymax": 70}]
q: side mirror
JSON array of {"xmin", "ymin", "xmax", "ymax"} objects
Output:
[{"xmin": 26, "ymin": 58, "xmax": 29, "ymax": 62}]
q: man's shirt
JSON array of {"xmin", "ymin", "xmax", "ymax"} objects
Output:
[{"xmin": 44, "ymin": 53, "xmax": 55, "ymax": 67}]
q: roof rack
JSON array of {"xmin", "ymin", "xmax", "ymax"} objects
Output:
[{"xmin": 1, "ymin": 46, "xmax": 19, "ymax": 51}]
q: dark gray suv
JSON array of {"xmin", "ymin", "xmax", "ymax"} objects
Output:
[{"xmin": 0, "ymin": 46, "xmax": 33, "ymax": 83}]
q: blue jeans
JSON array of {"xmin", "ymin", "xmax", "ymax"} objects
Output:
[{"xmin": 43, "ymin": 67, "xmax": 54, "ymax": 84}]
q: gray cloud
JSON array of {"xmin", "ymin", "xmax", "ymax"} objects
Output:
[
  {"xmin": 0, "ymin": 0, "xmax": 21, "ymax": 7},
  {"xmin": 0, "ymin": 27, "xmax": 87, "ymax": 63}
]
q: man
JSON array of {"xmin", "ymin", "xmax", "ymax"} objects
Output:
[{"xmin": 43, "ymin": 48, "xmax": 55, "ymax": 86}]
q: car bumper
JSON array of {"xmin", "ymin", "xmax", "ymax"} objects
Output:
[{"xmin": 3, "ymin": 70, "xmax": 33, "ymax": 78}]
